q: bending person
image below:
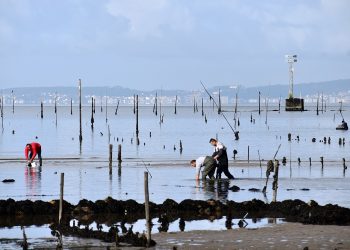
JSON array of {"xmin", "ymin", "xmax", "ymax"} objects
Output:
[
  {"xmin": 190, "ymin": 156, "xmax": 217, "ymax": 180},
  {"xmin": 25, "ymin": 142, "xmax": 42, "ymax": 167}
]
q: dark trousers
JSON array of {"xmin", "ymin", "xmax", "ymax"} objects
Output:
[
  {"xmin": 29, "ymin": 147, "xmax": 42, "ymax": 166},
  {"xmin": 216, "ymin": 161, "xmax": 234, "ymax": 179},
  {"xmin": 202, "ymin": 156, "xmax": 216, "ymax": 180}
]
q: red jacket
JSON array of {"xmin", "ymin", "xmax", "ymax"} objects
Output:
[{"xmin": 25, "ymin": 142, "xmax": 41, "ymax": 161}]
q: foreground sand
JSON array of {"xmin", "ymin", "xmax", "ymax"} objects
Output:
[{"xmin": 151, "ymin": 223, "xmax": 350, "ymax": 249}]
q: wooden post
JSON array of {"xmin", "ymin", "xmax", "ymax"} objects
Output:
[
  {"xmin": 133, "ymin": 94, "xmax": 136, "ymax": 114},
  {"xmin": 218, "ymin": 89, "xmax": 221, "ymax": 114},
  {"xmin": 144, "ymin": 172, "xmax": 151, "ymax": 247},
  {"xmin": 109, "ymin": 144, "xmax": 113, "ymax": 175},
  {"xmin": 155, "ymin": 92, "xmax": 158, "ymax": 116},
  {"xmin": 55, "ymin": 93, "xmax": 57, "ymax": 126},
  {"xmin": 258, "ymin": 91, "xmax": 261, "ymax": 115},
  {"xmin": 278, "ymin": 96, "xmax": 281, "ymax": 113},
  {"xmin": 174, "ymin": 95, "xmax": 177, "ymax": 114},
  {"xmin": 1, "ymin": 96, "xmax": 3, "ymax": 130},
  {"xmin": 40, "ymin": 101, "xmax": 43, "ymax": 119},
  {"xmin": 316, "ymin": 93, "xmax": 319, "ymax": 116},
  {"xmin": 105, "ymin": 96, "xmax": 108, "ymax": 123},
  {"xmin": 108, "ymin": 125, "xmax": 111, "ymax": 144},
  {"xmin": 272, "ymin": 160, "xmax": 279, "ymax": 202},
  {"xmin": 342, "ymin": 158, "xmax": 346, "ymax": 170},
  {"xmin": 70, "ymin": 98, "xmax": 73, "ymax": 115},
  {"xmin": 79, "ymin": 79, "xmax": 83, "ymax": 144},
  {"xmin": 12, "ymin": 90, "xmax": 14, "ymax": 114},
  {"xmin": 309, "ymin": 157, "xmax": 312, "ymax": 166},
  {"xmin": 247, "ymin": 146, "xmax": 250, "ymax": 162},
  {"xmin": 91, "ymin": 97, "xmax": 94, "ymax": 129},
  {"xmin": 136, "ymin": 95, "xmax": 139, "ymax": 145},
  {"xmin": 118, "ymin": 144, "xmax": 122, "ymax": 163},
  {"xmin": 201, "ymin": 98, "xmax": 204, "ymax": 116},
  {"xmin": 320, "ymin": 156, "xmax": 324, "ymax": 168},
  {"xmin": 179, "ymin": 140, "xmax": 183, "ymax": 154},
  {"xmin": 193, "ymin": 96, "xmax": 196, "ymax": 113},
  {"xmin": 59, "ymin": 173, "xmax": 64, "ymax": 224}
]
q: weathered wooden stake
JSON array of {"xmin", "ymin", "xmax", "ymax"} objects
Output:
[
  {"xmin": 174, "ymin": 95, "xmax": 177, "ymax": 114},
  {"xmin": 79, "ymin": 79, "xmax": 83, "ymax": 144},
  {"xmin": 40, "ymin": 101, "xmax": 43, "ymax": 119},
  {"xmin": 59, "ymin": 173, "xmax": 64, "ymax": 224},
  {"xmin": 70, "ymin": 98, "xmax": 73, "ymax": 115},
  {"xmin": 118, "ymin": 144, "xmax": 122, "ymax": 163},
  {"xmin": 155, "ymin": 92, "xmax": 158, "ymax": 116},
  {"xmin": 248, "ymin": 146, "xmax": 250, "ymax": 162},
  {"xmin": 343, "ymin": 158, "xmax": 346, "ymax": 170},
  {"xmin": 320, "ymin": 156, "xmax": 324, "ymax": 168},
  {"xmin": 179, "ymin": 140, "xmax": 183, "ymax": 154},
  {"xmin": 272, "ymin": 160, "xmax": 279, "ymax": 202},
  {"xmin": 91, "ymin": 97, "xmax": 94, "ymax": 129},
  {"xmin": 136, "ymin": 95, "xmax": 140, "ymax": 145},
  {"xmin": 309, "ymin": 157, "xmax": 312, "ymax": 166},
  {"xmin": 201, "ymin": 98, "xmax": 204, "ymax": 116},
  {"xmin": 218, "ymin": 89, "xmax": 222, "ymax": 114},
  {"xmin": 144, "ymin": 172, "xmax": 151, "ymax": 247},
  {"xmin": 12, "ymin": 90, "xmax": 14, "ymax": 114},
  {"xmin": 316, "ymin": 93, "xmax": 319, "ymax": 116},
  {"xmin": 133, "ymin": 94, "xmax": 136, "ymax": 114},
  {"xmin": 258, "ymin": 91, "xmax": 261, "ymax": 115},
  {"xmin": 278, "ymin": 96, "xmax": 281, "ymax": 113},
  {"xmin": 109, "ymin": 144, "xmax": 113, "ymax": 174},
  {"xmin": 105, "ymin": 96, "xmax": 108, "ymax": 123}
]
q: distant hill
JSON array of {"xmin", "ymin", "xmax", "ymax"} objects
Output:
[{"xmin": 1, "ymin": 78, "xmax": 349, "ymax": 105}]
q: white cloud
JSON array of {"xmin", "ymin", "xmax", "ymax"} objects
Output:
[{"xmin": 105, "ymin": 0, "xmax": 194, "ymax": 38}]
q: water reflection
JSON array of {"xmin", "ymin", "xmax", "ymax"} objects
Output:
[
  {"xmin": 25, "ymin": 166, "xmax": 41, "ymax": 198},
  {"xmin": 197, "ymin": 179, "xmax": 230, "ymax": 202}
]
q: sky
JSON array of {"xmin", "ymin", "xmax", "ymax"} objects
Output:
[{"xmin": 0, "ymin": 0, "xmax": 349, "ymax": 90}]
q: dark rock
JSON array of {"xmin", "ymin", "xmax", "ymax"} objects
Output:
[
  {"xmin": 2, "ymin": 179, "xmax": 15, "ymax": 183},
  {"xmin": 229, "ymin": 185, "xmax": 240, "ymax": 192},
  {"xmin": 248, "ymin": 188, "xmax": 261, "ymax": 192}
]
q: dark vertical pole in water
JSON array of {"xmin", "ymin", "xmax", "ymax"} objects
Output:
[
  {"xmin": 316, "ymin": 93, "xmax": 319, "ymax": 116},
  {"xmin": 55, "ymin": 93, "xmax": 57, "ymax": 127},
  {"xmin": 100, "ymin": 96, "xmax": 103, "ymax": 113},
  {"xmin": 272, "ymin": 160, "xmax": 279, "ymax": 202},
  {"xmin": 218, "ymin": 89, "xmax": 221, "ymax": 114},
  {"xmin": 193, "ymin": 96, "xmax": 195, "ymax": 113},
  {"xmin": 258, "ymin": 91, "xmax": 261, "ymax": 115},
  {"xmin": 70, "ymin": 98, "xmax": 73, "ymax": 115},
  {"xmin": 109, "ymin": 144, "xmax": 113, "ymax": 175},
  {"xmin": 0, "ymin": 96, "xmax": 3, "ymax": 131},
  {"xmin": 321, "ymin": 92, "xmax": 324, "ymax": 114},
  {"xmin": 136, "ymin": 95, "xmax": 139, "ymax": 145},
  {"xmin": 118, "ymin": 144, "xmax": 122, "ymax": 164},
  {"xmin": 179, "ymin": 140, "xmax": 183, "ymax": 154},
  {"xmin": 40, "ymin": 101, "xmax": 43, "ymax": 119},
  {"xmin": 234, "ymin": 92, "xmax": 238, "ymax": 114},
  {"xmin": 79, "ymin": 79, "xmax": 83, "ymax": 144},
  {"xmin": 174, "ymin": 95, "xmax": 177, "ymax": 115},
  {"xmin": 12, "ymin": 90, "xmax": 14, "ymax": 114},
  {"xmin": 155, "ymin": 92, "xmax": 158, "ymax": 116},
  {"xmin": 91, "ymin": 97, "xmax": 94, "ymax": 130},
  {"xmin": 278, "ymin": 96, "xmax": 281, "ymax": 113},
  {"xmin": 133, "ymin": 94, "xmax": 136, "ymax": 114},
  {"xmin": 105, "ymin": 97, "xmax": 108, "ymax": 123},
  {"xmin": 201, "ymin": 98, "xmax": 204, "ymax": 116},
  {"xmin": 93, "ymin": 98, "xmax": 95, "ymax": 114},
  {"xmin": 59, "ymin": 172, "xmax": 64, "ymax": 224},
  {"xmin": 144, "ymin": 172, "xmax": 151, "ymax": 247},
  {"xmin": 248, "ymin": 145, "xmax": 250, "ymax": 163},
  {"xmin": 1, "ymin": 96, "xmax": 3, "ymax": 131}
]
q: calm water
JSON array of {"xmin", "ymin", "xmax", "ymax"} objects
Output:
[{"xmin": 0, "ymin": 105, "xmax": 349, "ymax": 161}]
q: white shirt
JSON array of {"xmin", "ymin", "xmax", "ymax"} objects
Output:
[
  {"xmin": 195, "ymin": 156, "xmax": 206, "ymax": 177},
  {"xmin": 213, "ymin": 141, "xmax": 226, "ymax": 152}
]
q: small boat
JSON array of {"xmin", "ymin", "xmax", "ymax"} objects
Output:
[{"xmin": 336, "ymin": 120, "xmax": 348, "ymax": 130}]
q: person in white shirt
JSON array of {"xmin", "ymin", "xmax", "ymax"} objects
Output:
[
  {"xmin": 209, "ymin": 138, "xmax": 234, "ymax": 179},
  {"xmin": 190, "ymin": 156, "xmax": 216, "ymax": 180}
]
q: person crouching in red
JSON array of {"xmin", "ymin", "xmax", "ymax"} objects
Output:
[{"xmin": 25, "ymin": 142, "xmax": 42, "ymax": 167}]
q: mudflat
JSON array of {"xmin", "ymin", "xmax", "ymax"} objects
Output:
[{"xmin": 152, "ymin": 223, "xmax": 350, "ymax": 249}]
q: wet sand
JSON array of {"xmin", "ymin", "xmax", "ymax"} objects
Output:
[{"xmin": 152, "ymin": 223, "xmax": 350, "ymax": 249}]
